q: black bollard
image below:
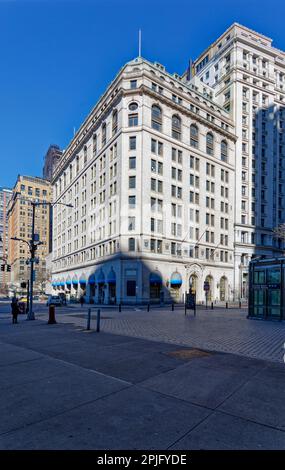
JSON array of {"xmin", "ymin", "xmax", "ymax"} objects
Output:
[
  {"xmin": 87, "ymin": 308, "xmax": 91, "ymax": 330},
  {"xmin": 119, "ymin": 303, "xmax": 121, "ymax": 312},
  {"xmin": 48, "ymin": 305, "xmax": 57, "ymax": 325},
  {"xmin": 172, "ymin": 303, "xmax": 174, "ymax": 311},
  {"xmin": 147, "ymin": 303, "xmax": 150, "ymax": 312},
  {"xmin": 226, "ymin": 302, "xmax": 228, "ymax": 309},
  {"xmin": 211, "ymin": 302, "xmax": 214, "ymax": 310},
  {"xmin": 96, "ymin": 309, "xmax": 101, "ymax": 333}
]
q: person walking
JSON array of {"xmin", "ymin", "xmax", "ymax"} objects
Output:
[{"xmin": 11, "ymin": 296, "xmax": 19, "ymax": 324}]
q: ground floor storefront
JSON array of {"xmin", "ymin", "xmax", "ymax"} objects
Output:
[{"xmin": 51, "ymin": 258, "xmax": 235, "ymax": 305}]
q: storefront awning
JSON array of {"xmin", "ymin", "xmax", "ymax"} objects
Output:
[
  {"xmin": 107, "ymin": 269, "xmax": 116, "ymax": 284},
  {"xmin": 149, "ymin": 272, "xmax": 162, "ymax": 285},
  {"xmin": 88, "ymin": 274, "xmax": 96, "ymax": 284},
  {"xmin": 170, "ymin": 272, "xmax": 182, "ymax": 286}
]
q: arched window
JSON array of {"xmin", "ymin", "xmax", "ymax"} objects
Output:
[
  {"xmin": 151, "ymin": 104, "xmax": 162, "ymax": 132},
  {"xmin": 206, "ymin": 132, "xmax": 214, "ymax": 155},
  {"xmin": 93, "ymin": 133, "xmax": 97, "ymax": 156},
  {"xmin": 83, "ymin": 145, "xmax": 87, "ymax": 165},
  {"xmin": 172, "ymin": 114, "xmax": 181, "ymax": 140},
  {"xmin": 102, "ymin": 122, "xmax": 106, "ymax": 147},
  {"xmin": 221, "ymin": 140, "xmax": 228, "ymax": 162},
  {"xmin": 128, "ymin": 237, "xmax": 135, "ymax": 252},
  {"xmin": 190, "ymin": 124, "xmax": 199, "ymax": 148},
  {"xmin": 112, "ymin": 110, "xmax": 118, "ymax": 135}
]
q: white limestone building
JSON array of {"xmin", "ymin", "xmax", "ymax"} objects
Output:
[
  {"xmin": 51, "ymin": 56, "xmax": 236, "ymax": 304},
  {"xmin": 191, "ymin": 23, "xmax": 285, "ymax": 299}
]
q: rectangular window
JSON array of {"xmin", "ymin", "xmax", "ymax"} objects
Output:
[
  {"xmin": 129, "ymin": 195, "xmax": 136, "ymax": 209},
  {"xmin": 128, "ymin": 114, "xmax": 138, "ymax": 126},
  {"xmin": 129, "ymin": 156, "xmax": 136, "ymax": 169},
  {"xmin": 128, "ymin": 217, "xmax": 135, "ymax": 231},
  {"xmin": 129, "ymin": 176, "xmax": 136, "ymax": 189},
  {"xmin": 129, "ymin": 136, "xmax": 136, "ymax": 150}
]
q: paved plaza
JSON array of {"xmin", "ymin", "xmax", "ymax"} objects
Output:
[
  {"xmin": 0, "ymin": 303, "xmax": 285, "ymax": 450},
  {"xmin": 53, "ymin": 304, "xmax": 285, "ymax": 364}
]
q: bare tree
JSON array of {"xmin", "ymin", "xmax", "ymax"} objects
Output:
[{"xmin": 273, "ymin": 224, "xmax": 285, "ymax": 241}]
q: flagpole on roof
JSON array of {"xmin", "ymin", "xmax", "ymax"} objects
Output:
[{"xmin": 138, "ymin": 29, "xmax": 142, "ymax": 57}]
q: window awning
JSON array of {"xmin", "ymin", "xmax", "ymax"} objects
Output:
[
  {"xmin": 149, "ymin": 272, "xmax": 162, "ymax": 285},
  {"xmin": 170, "ymin": 272, "xmax": 182, "ymax": 286}
]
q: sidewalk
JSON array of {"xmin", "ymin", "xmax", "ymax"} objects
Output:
[{"xmin": 0, "ymin": 316, "xmax": 284, "ymax": 449}]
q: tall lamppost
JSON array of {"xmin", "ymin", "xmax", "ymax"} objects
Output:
[{"xmin": 11, "ymin": 200, "xmax": 73, "ymax": 320}]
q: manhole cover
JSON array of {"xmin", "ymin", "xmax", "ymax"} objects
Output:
[{"xmin": 167, "ymin": 349, "xmax": 212, "ymax": 360}]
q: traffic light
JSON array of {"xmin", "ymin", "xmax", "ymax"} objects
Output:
[
  {"xmin": 6, "ymin": 265, "xmax": 11, "ymax": 272},
  {"xmin": 1, "ymin": 265, "xmax": 4, "ymax": 272}
]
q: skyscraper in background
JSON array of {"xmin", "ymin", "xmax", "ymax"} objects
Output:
[
  {"xmin": 0, "ymin": 187, "xmax": 12, "ymax": 294},
  {"xmin": 43, "ymin": 145, "xmax": 62, "ymax": 182}
]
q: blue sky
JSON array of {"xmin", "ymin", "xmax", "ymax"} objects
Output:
[{"xmin": 1, "ymin": 0, "xmax": 285, "ymax": 188}]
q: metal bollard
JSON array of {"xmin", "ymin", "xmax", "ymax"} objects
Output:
[
  {"xmin": 119, "ymin": 303, "xmax": 121, "ymax": 312},
  {"xmin": 87, "ymin": 307, "xmax": 91, "ymax": 330},
  {"xmin": 185, "ymin": 304, "xmax": 187, "ymax": 315},
  {"xmin": 48, "ymin": 305, "xmax": 57, "ymax": 324},
  {"xmin": 226, "ymin": 302, "xmax": 228, "ymax": 309},
  {"xmin": 239, "ymin": 300, "xmax": 241, "ymax": 308},
  {"xmin": 172, "ymin": 303, "xmax": 174, "ymax": 311},
  {"xmin": 147, "ymin": 303, "xmax": 150, "ymax": 312},
  {"xmin": 96, "ymin": 309, "xmax": 101, "ymax": 333},
  {"xmin": 211, "ymin": 302, "xmax": 214, "ymax": 310}
]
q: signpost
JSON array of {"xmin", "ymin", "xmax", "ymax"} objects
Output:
[{"xmin": 204, "ymin": 281, "xmax": 210, "ymax": 309}]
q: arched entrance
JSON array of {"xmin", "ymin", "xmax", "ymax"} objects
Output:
[
  {"xmin": 107, "ymin": 268, "xmax": 116, "ymax": 304},
  {"xmin": 219, "ymin": 276, "xmax": 228, "ymax": 301},
  {"xmin": 66, "ymin": 277, "xmax": 72, "ymax": 302},
  {"xmin": 72, "ymin": 276, "xmax": 79, "ymax": 299},
  {"xmin": 149, "ymin": 271, "xmax": 162, "ymax": 302},
  {"xmin": 88, "ymin": 274, "xmax": 96, "ymax": 302},
  {"xmin": 205, "ymin": 275, "xmax": 214, "ymax": 302},
  {"xmin": 96, "ymin": 269, "xmax": 105, "ymax": 304},
  {"xmin": 189, "ymin": 274, "xmax": 198, "ymax": 294}
]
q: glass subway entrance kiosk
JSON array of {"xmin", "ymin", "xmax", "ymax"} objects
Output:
[{"xmin": 248, "ymin": 257, "xmax": 285, "ymax": 321}]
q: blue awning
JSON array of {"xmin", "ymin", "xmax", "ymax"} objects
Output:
[
  {"xmin": 107, "ymin": 269, "xmax": 116, "ymax": 284},
  {"xmin": 149, "ymin": 272, "xmax": 162, "ymax": 285},
  {"xmin": 72, "ymin": 279, "xmax": 78, "ymax": 285},
  {"xmin": 52, "ymin": 281, "xmax": 57, "ymax": 287},
  {"xmin": 96, "ymin": 270, "xmax": 105, "ymax": 284},
  {"xmin": 88, "ymin": 274, "xmax": 96, "ymax": 284},
  {"xmin": 59, "ymin": 282, "xmax": 65, "ymax": 287},
  {"xmin": 79, "ymin": 279, "xmax": 86, "ymax": 285},
  {"xmin": 66, "ymin": 280, "xmax": 72, "ymax": 286},
  {"xmin": 170, "ymin": 272, "xmax": 182, "ymax": 286}
]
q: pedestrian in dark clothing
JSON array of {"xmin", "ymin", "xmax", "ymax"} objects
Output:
[
  {"xmin": 11, "ymin": 296, "xmax": 19, "ymax": 324},
  {"xmin": 80, "ymin": 296, "xmax": 84, "ymax": 307}
]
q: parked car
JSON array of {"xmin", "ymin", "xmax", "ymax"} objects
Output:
[{"xmin": 46, "ymin": 296, "xmax": 62, "ymax": 306}]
